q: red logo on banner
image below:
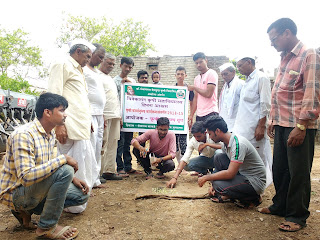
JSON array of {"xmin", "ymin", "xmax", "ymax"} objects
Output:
[
  {"xmin": 0, "ymin": 95, "xmax": 3, "ymax": 104},
  {"xmin": 18, "ymin": 98, "xmax": 27, "ymax": 107}
]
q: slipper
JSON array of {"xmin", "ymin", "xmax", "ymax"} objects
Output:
[
  {"xmin": 155, "ymin": 172, "xmax": 165, "ymax": 179},
  {"xmin": 37, "ymin": 225, "xmax": 79, "ymax": 239},
  {"xmin": 258, "ymin": 207, "xmax": 271, "ymax": 214},
  {"xmin": 126, "ymin": 169, "xmax": 143, "ymax": 175},
  {"xmin": 11, "ymin": 210, "xmax": 37, "ymax": 230},
  {"xmin": 210, "ymin": 195, "xmax": 231, "ymax": 203},
  {"xmin": 279, "ymin": 221, "xmax": 304, "ymax": 232},
  {"xmin": 145, "ymin": 173, "xmax": 154, "ymax": 180},
  {"xmin": 234, "ymin": 197, "xmax": 262, "ymax": 209},
  {"xmin": 117, "ymin": 170, "xmax": 129, "ymax": 177},
  {"xmin": 190, "ymin": 171, "xmax": 199, "ymax": 176}
]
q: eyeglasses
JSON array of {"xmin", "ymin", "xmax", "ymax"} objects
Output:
[{"xmin": 270, "ymin": 32, "xmax": 284, "ymax": 44}]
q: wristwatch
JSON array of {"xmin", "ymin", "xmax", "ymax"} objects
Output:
[{"xmin": 296, "ymin": 123, "xmax": 306, "ymax": 131}]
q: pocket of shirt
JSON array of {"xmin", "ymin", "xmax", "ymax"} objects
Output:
[{"xmin": 243, "ymin": 90, "xmax": 259, "ymax": 103}]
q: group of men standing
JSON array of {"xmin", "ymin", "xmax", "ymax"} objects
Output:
[{"xmin": 0, "ymin": 17, "xmax": 319, "ymax": 239}]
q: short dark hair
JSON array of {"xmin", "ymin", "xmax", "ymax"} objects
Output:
[
  {"xmin": 176, "ymin": 66, "xmax": 186, "ymax": 74},
  {"xmin": 121, "ymin": 57, "xmax": 134, "ymax": 66},
  {"xmin": 137, "ymin": 70, "xmax": 149, "ymax": 79},
  {"xmin": 191, "ymin": 121, "xmax": 206, "ymax": 134},
  {"xmin": 36, "ymin": 92, "xmax": 68, "ymax": 119},
  {"xmin": 203, "ymin": 115, "xmax": 228, "ymax": 133},
  {"xmin": 69, "ymin": 44, "xmax": 89, "ymax": 55},
  {"xmin": 93, "ymin": 43, "xmax": 106, "ymax": 54},
  {"xmin": 241, "ymin": 57, "xmax": 255, "ymax": 66},
  {"xmin": 267, "ymin": 18, "xmax": 297, "ymax": 36},
  {"xmin": 157, "ymin": 117, "xmax": 170, "ymax": 126},
  {"xmin": 193, "ymin": 52, "xmax": 206, "ymax": 61}
]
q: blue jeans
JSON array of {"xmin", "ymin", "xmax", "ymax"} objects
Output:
[
  {"xmin": 116, "ymin": 131, "xmax": 133, "ymax": 172},
  {"xmin": 12, "ymin": 165, "xmax": 89, "ymax": 229},
  {"xmin": 184, "ymin": 156, "xmax": 215, "ymax": 174}
]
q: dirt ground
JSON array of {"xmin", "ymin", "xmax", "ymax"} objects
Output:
[{"xmin": 0, "ymin": 145, "xmax": 320, "ymax": 240}]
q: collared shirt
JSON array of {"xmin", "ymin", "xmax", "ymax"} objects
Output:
[
  {"xmin": 84, "ymin": 66, "xmax": 106, "ymax": 116},
  {"xmin": 131, "ymin": 129, "xmax": 176, "ymax": 159},
  {"xmin": 48, "ymin": 56, "xmax": 91, "ymax": 140},
  {"xmin": 194, "ymin": 69, "xmax": 219, "ymax": 116},
  {"xmin": 113, "ymin": 75, "xmax": 136, "ymax": 102},
  {"xmin": 222, "ymin": 133, "xmax": 266, "ymax": 194},
  {"xmin": 181, "ymin": 133, "xmax": 217, "ymax": 164},
  {"xmin": 0, "ymin": 119, "xmax": 67, "ymax": 209},
  {"xmin": 270, "ymin": 41, "xmax": 320, "ymax": 129},
  {"xmin": 219, "ymin": 76, "xmax": 244, "ymax": 132},
  {"xmin": 98, "ymin": 70, "xmax": 121, "ymax": 119},
  {"xmin": 233, "ymin": 69, "xmax": 271, "ymax": 140}
]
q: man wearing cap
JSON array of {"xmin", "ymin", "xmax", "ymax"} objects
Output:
[
  {"xmin": 258, "ymin": 18, "xmax": 320, "ymax": 232},
  {"xmin": 48, "ymin": 39, "xmax": 97, "ymax": 213},
  {"xmin": 234, "ymin": 56, "xmax": 273, "ymax": 187},
  {"xmin": 218, "ymin": 63, "xmax": 244, "ymax": 132},
  {"xmin": 188, "ymin": 52, "xmax": 219, "ymax": 128}
]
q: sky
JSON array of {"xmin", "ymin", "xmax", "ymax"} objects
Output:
[{"xmin": 0, "ymin": 0, "xmax": 319, "ymax": 87}]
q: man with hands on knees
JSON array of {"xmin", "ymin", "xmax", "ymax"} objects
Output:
[
  {"xmin": 197, "ymin": 115, "xmax": 266, "ymax": 208},
  {"xmin": 166, "ymin": 121, "xmax": 221, "ymax": 188},
  {"xmin": 131, "ymin": 117, "xmax": 176, "ymax": 180},
  {"xmin": 0, "ymin": 93, "xmax": 89, "ymax": 240}
]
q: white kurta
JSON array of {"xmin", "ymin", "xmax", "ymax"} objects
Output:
[
  {"xmin": 233, "ymin": 69, "xmax": 273, "ymax": 187},
  {"xmin": 219, "ymin": 76, "xmax": 244, "ymax": 132},
  {"xmin": 84, "ymin": 67, "xmax": 106, "ymax": 186}
]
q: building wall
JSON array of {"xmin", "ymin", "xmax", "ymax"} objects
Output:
[{"xmin": 109, "ymin": 55, "xmax": 229, "ymax": 94}]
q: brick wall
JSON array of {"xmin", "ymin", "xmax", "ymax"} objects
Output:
[{"xmin": 109, "ymin": 55, "xmax": 229, "ymax": 94}]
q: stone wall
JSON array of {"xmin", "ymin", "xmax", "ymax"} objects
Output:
[{"xmin": 109, "ymin": 55, "xmax": 229, "ymax": 94}]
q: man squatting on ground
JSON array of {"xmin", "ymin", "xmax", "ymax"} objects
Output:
[
  {"xmin": 166, "ymin": 121, "xmax": 221, "ymax": 188},
  {"xmin": 131, "ymin": 117, "xmax": 176, "ymax": 180},
  {"xmin": 0, "ymin": 93, "xmax": 89, "ymax": 239},
  {"xmin": 198, "ymin": 116, "xmax": 266, "ymax": 208}
]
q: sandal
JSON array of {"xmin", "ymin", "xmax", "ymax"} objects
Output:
[
  {"xmin": 258, "ymin": 207, "xmax": 271, "ymax": 214},
  {"xmin": 11, "ymin": 210, "xmax": 37, "ymax": 230},
  {"xmin": 126, "ymin": 169, "xmax": 143, "ymax": 175},
  {"xmin": 117, "ymin": 170, "xmax": 129, "ymax": 177},
  {"xmin": 155, "ymin": 172, "xmax": 165, "ymax": 179},
  {"xmin": 37, "ymin": 225, "xmax": 79, "ymax": 239},
  {"xmin": 210, "ymin": 195, "xmax": 231, "ymax": 203},
  {"xmin": 279, "ymin": 221, "xmax": 304, "ymax": 232}
]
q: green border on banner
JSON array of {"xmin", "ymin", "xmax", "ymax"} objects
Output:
[
  {"xmin": 123, "ymin": 122, "xmax": 185, "ymax": 131},
  {"xmin": 125, "ymin": 85, "xmax": 187, "ymax": 99}
]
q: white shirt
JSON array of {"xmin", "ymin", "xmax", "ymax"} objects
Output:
[
  {"xmin": 113, "ymin": 75, "xmax": 136, "ymax": 102},
  {"xmin": 233, "ymin": 69, "xmax": 271, "ymax": 141},
  {"xmin": 84, "ymin": 66, "xmax": 106, "ymax": 116},
  {"xmin": 98, "ymin": 70, "xmax": 121, "ymax": 119},
  {"xmin": 219, "ymin": 76, "xmax": 244, "ymax": 132},
  {"xmin": 48, "ymin": 56, "xmax": 91, "ymax": 140},
  {"xmin": 181, "ymin": 133, "xmax": 217, "ymax": 164}
]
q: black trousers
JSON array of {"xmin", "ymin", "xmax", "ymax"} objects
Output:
[
  {"xmin": 269, "ymin": 126, "xmax": 316, "ymax": 226},
  {"xmin": 132, "ymin": 148, "xmax": 175, "ymax": 174},
  {"xmin": 212, "ymin": 153, "xmax": 259, "ymax": 202},
  {"xmin": 196, "ymin": 112, "xmax": 218, "ymax": 122}
]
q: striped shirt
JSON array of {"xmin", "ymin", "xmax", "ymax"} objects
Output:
[
  {"xmin": 270, "ymin": 41, "xmax": 320, "ymax": 129},
  {"xmin": 0, "ymin": 119, "xmax": 66, "ymax": 209}
]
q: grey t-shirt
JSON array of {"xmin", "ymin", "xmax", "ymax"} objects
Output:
[{"xmin": 222, "ymin": 133, "xmax": 266, "ymax": 194}]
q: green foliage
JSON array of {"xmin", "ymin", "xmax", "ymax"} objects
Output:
[
  {"xmin": 0, "ymin": 28, "xmax": 42, "ymax": 75},
  {"xmin": 56, "ymin": 14, "xmax": 155, "ymax": 57},
  {"xmin": 0, "ymin": 74, "xmax": 40, "ymax": 96},
  {"xmin": 230, "ymin": 59, "xmax": 246, "ymax": 80}
]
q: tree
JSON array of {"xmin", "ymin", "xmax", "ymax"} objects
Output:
[
  {"xmin": 0, "ymin": 27, "xmax": 42, "ymax": 95},
  {"xmin": 230, "ymin": 59, "xmax": 246, "ymax": 80},
  {"xmin": 56, "ymin": 14, "xmax": 155, "ymax": 57}
]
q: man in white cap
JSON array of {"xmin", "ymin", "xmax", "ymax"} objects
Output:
[
  {"xmin": 48, "ymin": 39, "xmax": 97, "ymax": 213},
  {"xmin": 218, "ymin": 63, "xmax": 244, "ymax": 132},
  {"xmin": 234, "ymin": 56, "xmax": 273, "ymax": 187}
]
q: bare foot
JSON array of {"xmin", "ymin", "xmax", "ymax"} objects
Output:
[
  {"xmin": 36, "ymin": 225, "xmax": 78, "ymax": 239},
  {"xmin": 258, "ymin": 207, "xmax": 271, "ymax": 214}
]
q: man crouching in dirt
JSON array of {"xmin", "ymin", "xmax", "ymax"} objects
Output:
[
  {"xmin": 131, "ymin": 117, "xmax": 176, "ymax": 180},
  {"xmin": 198, "ymin": 115, "xmax": 266, "ymax": 208},
  {"xmin": 0, "ymin": 93, "xmax": 89, "ymax": 239}
]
